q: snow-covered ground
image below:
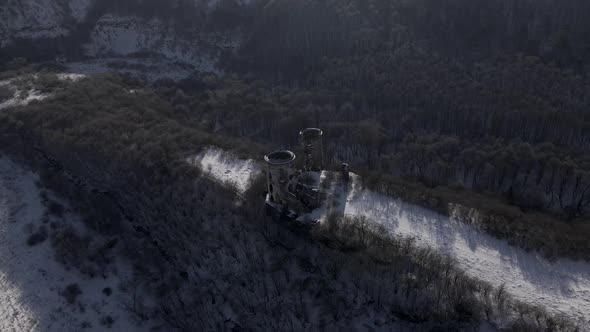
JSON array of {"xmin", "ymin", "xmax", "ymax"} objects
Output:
[
  {"xmin": 188, "ymin": 148, "xmax": 261, "ymax": 194},
  {"xmin": 0, "ymin": 155, "xmax": 154, "ymax": 332},
  {"xmin": 341, "ymin": 175, "xmax": 590, "ymax": 328},
  {"xmin": 55, "ymin": 73, "xmax": 87, "ymax": 82},
  {"xmin": 0, "ymin": 73, "xmax": 86, "ymax": 110},
  {"xmin": 191, "ymin": 147, "xmax": 590, "ymax": 329},
  {"xmin": 0, "ymin": 89, "xmax": 50, "ymax": 110}
]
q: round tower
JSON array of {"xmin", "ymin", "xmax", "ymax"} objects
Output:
[
  {"xmin": 264, "ymin": 150, "xmax": 297, "ymax": 204},
  {"xmin": 299, "ymin": 128, "xmax": 324, "ymax": 172}
]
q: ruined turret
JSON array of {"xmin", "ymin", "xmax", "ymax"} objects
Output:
[
  {"xmin": 300, "ymin": 128, "xmax": 324, "ymax": 172},
  {"xmin": 264, "ymin": 150, "xmax": 297, "ymax": 205},
  {"xmin": 264, "ymin": 129, "xmax": 327, "ymax": 225}
]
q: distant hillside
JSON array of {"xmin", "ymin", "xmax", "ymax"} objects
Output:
[{"xmin": 0, "ymin": 0, "xmax": 246, "ymax": 65}]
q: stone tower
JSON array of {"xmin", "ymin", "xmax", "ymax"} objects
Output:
[
  {"xmin": 299, "ymin": 128, "xmax": 324, "ymax": 172},
  {"xmin": 264, "ymin": 150, "xmax": 297, "ymax": 205}
]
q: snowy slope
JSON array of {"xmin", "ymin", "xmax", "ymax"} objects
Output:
[
  {"xmin": 0, "ymin": 155, "xmax": 154, "ymax": 332},
  {"xmin": 342, "ymin": 175, "xmax": 590, "ymax": 328},
  {"xmin": 192, "ymin": 147, "xmax": 590, "ymax": 330}
]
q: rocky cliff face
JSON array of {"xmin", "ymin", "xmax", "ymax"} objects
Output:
[
  {"xmin": 82, "ymin": 13, "xmax": 220, "ymax": 70},
  {"xmin": 0, "ymin": 0, "xmax": 91, "ymax": 48},
  {"xmin": 0, "ymin": 0, "xmax": 241, "ymax": 68}
]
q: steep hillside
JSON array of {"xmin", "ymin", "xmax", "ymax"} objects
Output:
[
  {"xmin": 0, "ymin": 0, "xmax": 90, "ymax": 48},
  {"xmin": 196, "ymin": 147, "xmax": 590, "ymax": 328},
  {"xmin": 0, "ymin": 155, "xmax": 158, "ymax": 331},
  {"xmin": 0, "ymin": 0, "xmax": 241, "ymax": 67},
  {"xmin": 2, "ymin": 1, "xmax": 590, "ymax": 330}
]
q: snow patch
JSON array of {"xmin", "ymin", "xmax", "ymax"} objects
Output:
[
  {"xmin": 56, "ymin": 73, "xmax": 87, "ymax": 82},
  {"xmin": 0, "ymin": 89, "xmax": 50, "ymax": 110},
  {"xmin": 188, "ymin": 148, "xmax": 260, "ymax": 194},
  {"xmin": 0, "ymin": 72, "xmax": 87, "ymax": 110}
]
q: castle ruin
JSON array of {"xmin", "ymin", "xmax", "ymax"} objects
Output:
[{"xmin": 265, "ymin": 128, "xmax": 345, "ymax": 225}]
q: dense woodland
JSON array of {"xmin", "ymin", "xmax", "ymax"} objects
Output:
[
  {"xmin": 226, "ymin": 0, "xmax": 590, "ymax": 221},
  {"xmin": 3, "ymin": 0, "xmax": 590, "ymax": 258},
  {"xmin": 137, "ymin": 0, "xmax": 590, "ymax": 222},
  {"xmin": 144, "ymin": 0, "xmax": 590, "ymax": 258},
  {"xmin": 158, "ymin": 60, "xmax": 590, "ymax": 220},
  {"xmin": 2, "ymin": 0, "xmax": 590, "ymax": 329},
  {"xmin": 1, "ymin": 76, "xmax": 578, "ymax": 331}
]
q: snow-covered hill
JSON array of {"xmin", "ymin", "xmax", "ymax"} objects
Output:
[
  {"xmin": 0, "ymin": 155, "xmax": 156, "ymax": 331},
  {"xmin": 194, "ymin": 147, "xmax": 590, "ymax": 330}
]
